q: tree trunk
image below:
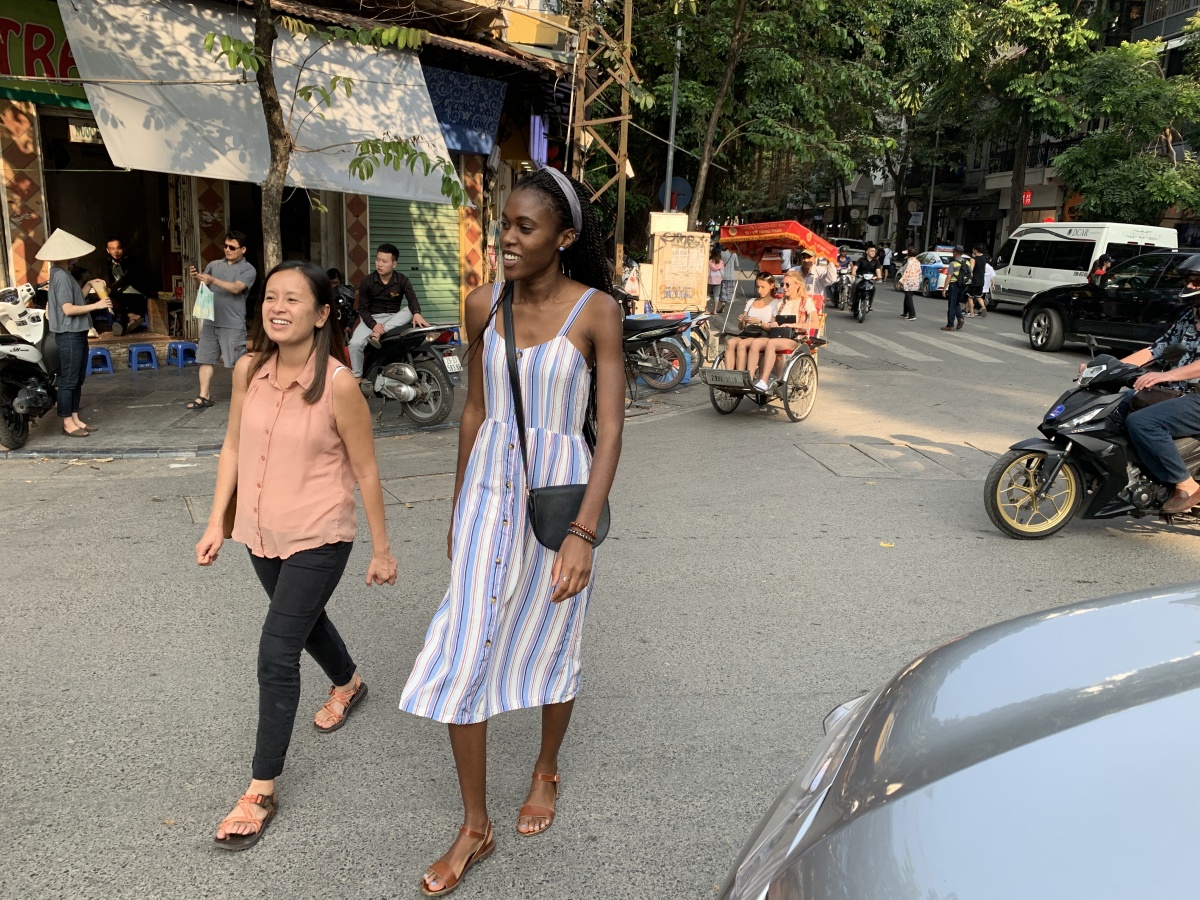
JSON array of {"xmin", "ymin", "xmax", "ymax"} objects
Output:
[
  {"xmin": 686, "ymin": 0, "xmax": 751, "ymax": 229},
  {"xmin": 253, "ymin": 0, "xmax": 291, "ymax": 272},
  {"xmin": 1005, "ymin": 114, "xmax": 1032, "ymax": 243}
]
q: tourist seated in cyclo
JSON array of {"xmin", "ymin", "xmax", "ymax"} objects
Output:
[
  {"xmin": 723, "ymin": 271, "xmax": 779, "ymax": 371},
  {"xmin": 745, "ymin": 270, "xmax": 819, "ymax": 392}
]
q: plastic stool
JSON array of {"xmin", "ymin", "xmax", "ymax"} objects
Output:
[
  {"xmin": 86, "ymin": 347, "xmax": 114, "ymax": 375},
  {"xmin": 166, "ymin": 341, "xmax": 198, "ymax": 368},
  {"xmin": 128, "ymin": 343, "xmax": 159, "ymax": 371}
]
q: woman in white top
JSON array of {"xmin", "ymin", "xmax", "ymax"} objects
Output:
[
  {"xmin": 745, "ymin": 271, "xmax": 817, "ymax": 392},
  {"xmin": 723, "ymin": 271, "xmax": 778, "ymax": 371}
]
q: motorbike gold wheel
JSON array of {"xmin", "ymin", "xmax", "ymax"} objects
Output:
[{"xmin": 984, "ymin": 450, "xmax": 1082, "ymax": 539}]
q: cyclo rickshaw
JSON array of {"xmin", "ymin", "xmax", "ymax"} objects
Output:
[{"xmin": 698, "ymin": 220, "xmax": 835, "ymax": 422}]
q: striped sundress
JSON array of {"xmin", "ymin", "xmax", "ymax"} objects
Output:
[{"xmin": 400, "ymin": 285, "xmax": 599, "ymax": 725}]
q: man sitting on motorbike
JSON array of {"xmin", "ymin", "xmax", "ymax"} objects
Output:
[
  {"xmin": 1111, "ymin": 264, "xmax": 1200, "ymax": 513},
  {"xmin": 724, "ymin": 271, "xmax": 778, "ymax": 372},
  {"xmin": 745, "ymin": 270, "xmax": 818, "ymax": 392},
  {"xmin": 849, "ymin": 246, "xmax": 882, "ymax": 315}
]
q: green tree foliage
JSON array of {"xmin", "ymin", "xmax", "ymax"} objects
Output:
[
  {"xmin": 1054, "ymin": 40, "xmax": 1200, "ymax": 224},
  {"xmin": 206, "ymin": 8, "xmax": 462, "ymax": 270},
  {"xmin": 955, "ymin": 0, "xmax": 1095, "ymax": 236}
]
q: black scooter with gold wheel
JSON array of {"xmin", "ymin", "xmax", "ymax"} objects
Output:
[{"xmin": 986, "ymin": 353, "xmax": 1200, "ymax": 538}]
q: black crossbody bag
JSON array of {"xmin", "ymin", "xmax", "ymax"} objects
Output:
[{"xmin": 501, "ymin": 284, "xmax": 610, "ymax": 551}]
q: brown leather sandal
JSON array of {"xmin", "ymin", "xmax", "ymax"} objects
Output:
[
  {"xmin": 314, "ymin": 675, "xmax": 367, "ymax": 733},
  {"xmin": 517, "ymin": 772, "xmax": 560, "ymax": 836},
  {"xmin": 214, "ymin": 792, "xmax": 278, "ymax": 851},
  {"xmin": 420, "ymin": 821, "xmax": 495, "ymax": 896}
]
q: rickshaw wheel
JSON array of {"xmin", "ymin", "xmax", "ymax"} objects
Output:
[
  {"xmin": 708, "ymin": 350, "xmax": 742, "ymax": 414},
  {"xmin": 782, "ymin": 353, "xmax": 818, "ymax": 422},
  {"xmin": 711, "ymin": 386, "xmax": 742, "ymax": 414}
]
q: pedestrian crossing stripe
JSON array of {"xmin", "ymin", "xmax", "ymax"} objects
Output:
[
  {"xmin": 848, "ymin": 331, "xmax": 941, "ymax": 362},
  {"xmin": 903, "ymin": 331, "xmax": 1002, "ymax": 363},
  {"xmin": 952, "ymin": 332, "xmax": 1063, "ymax": 365}
]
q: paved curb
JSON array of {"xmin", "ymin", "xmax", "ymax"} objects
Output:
[{"xmin": 0, "ymin": 421, "xmax": 457, "ymax": 461}]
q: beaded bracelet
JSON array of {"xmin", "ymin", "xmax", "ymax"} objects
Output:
[
  {"xmin": 568, "ymin": 520, "xmax": 597, "ymax": 541},
  {"xmin": 566, "ymin": 525, "xmax": 596, "ymax": 545}
]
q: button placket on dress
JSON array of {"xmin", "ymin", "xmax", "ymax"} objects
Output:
[{"xmin": 252, "ymin": 376, "xmax": 287, "ymax": 555}]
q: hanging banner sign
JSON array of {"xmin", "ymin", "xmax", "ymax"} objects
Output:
[{"xmin": 0, "ymin": 0, "xmax": 89, "ymax": 109}]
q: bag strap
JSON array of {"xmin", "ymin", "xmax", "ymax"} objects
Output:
[
  {"xmin": 503, "ymin": 282, "xmax": 599, "ymax": 472},
  {"xmin": 501, "ymin": 282, "xmax": 534, "ymax": 488}
]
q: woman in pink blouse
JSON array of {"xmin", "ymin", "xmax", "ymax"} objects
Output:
[{"xmin": 196, "ymin": 261, "xmax": 397, "ymax": 850}]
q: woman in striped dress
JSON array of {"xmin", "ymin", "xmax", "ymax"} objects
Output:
[{"xmin": 401, "ymin": 168, "xmax": 624, "ymax": 896}]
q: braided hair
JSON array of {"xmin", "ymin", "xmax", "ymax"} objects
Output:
[
  {"xmin": 515, "ymin": 168, "xmax": 613, "ymax": 295},
  {"xmin": 465, "ymin": 169, "xmax": 613, "ymax": 364}
]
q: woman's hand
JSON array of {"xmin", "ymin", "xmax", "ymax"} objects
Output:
[
  {"xmin": 550, "ymin": 535, "xmax": 593, "ymax": 603},
  {"xmin": 196, "ymin": 525, "xmax": 224, "ymax": 566},
  {"xmin": 446, "ymin": 524, "xmax": 454, "ymax": 561},
  {"xmin": 366, "ymin": 548, "xmax": 397, "ymax": 586}
]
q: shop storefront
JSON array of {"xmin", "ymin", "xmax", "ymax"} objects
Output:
[{"xmin": 5, "ymin": 0, "xmax": 555, "ymax": 354}]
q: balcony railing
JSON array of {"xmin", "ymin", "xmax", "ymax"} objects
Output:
[
  {"xmin": 1143, "ymin": 0, "xmax": 1197, "ymax": 24},
  {"xmin": 986, "ymin": 137, "xmax": 1083, "ymax": 174}
]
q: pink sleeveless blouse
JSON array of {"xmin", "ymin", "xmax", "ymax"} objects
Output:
[{"xmin": 232, "ymin": 352, "xmax": 356, "ymax": 559}]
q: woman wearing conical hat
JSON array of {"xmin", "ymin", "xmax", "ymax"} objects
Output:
[{"xmin": 37, "ymin": 229, "xmax": 111, "ymax": 437}]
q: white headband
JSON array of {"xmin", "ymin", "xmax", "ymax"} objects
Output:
[{"xmin": 541, "ymin": 166, "xmax": 583, "ymax": 235}]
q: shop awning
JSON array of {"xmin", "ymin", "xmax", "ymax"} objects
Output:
[{"xmin": 56, "ymin": 0, "xmax": 457, "ymax": 203}]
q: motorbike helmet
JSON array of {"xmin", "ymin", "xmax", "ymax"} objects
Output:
[{"xmin": 1174, "ymin": 253, "xmax": 1200, "ymax": 304}]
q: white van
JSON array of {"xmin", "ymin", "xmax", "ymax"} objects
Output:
[{"xmin": 989, "ymin": 222, "xmax": 1178, "ymax": 309}]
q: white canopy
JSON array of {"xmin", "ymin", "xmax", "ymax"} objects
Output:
[{"xmin": 57, "ymin": 0, "xmax": 457, "ymax": 203}]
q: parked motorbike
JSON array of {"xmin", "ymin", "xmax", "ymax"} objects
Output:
[
  {"xmin": 985, "ymin": 352, "xmax": 1200, "ymax": 539},
  {"xmin": 850, "ymin": 273, "xmax": 876, "ymax": 322},
  {"xmin": 0, "ymin": 282, "xmax": 57, "ymax": 449},
  {"xmin": 623, "ymin": 316, "xmax": 690, "ymax": 399},
  {"xmin": 363, "ymin": 325, "xmax": 459, "ymax": 427}
]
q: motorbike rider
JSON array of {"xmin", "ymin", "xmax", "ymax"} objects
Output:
[
  {"xmin": 348, "ymin": 244, "xmax": 430, "ymax": 382},
  {"xmin": 1106, "ymin": 261, "xmax": 1200, "ymax": 513},
  {"xmin": 849, "ymin": 246, "xmax": 882, "ymax": 315}
]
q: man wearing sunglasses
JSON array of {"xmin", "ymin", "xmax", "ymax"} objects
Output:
[
  {"xmin": 1111, "ymin": 263, "xmax": 1200, "ymax": 513},
  {"xmin": 187, "ymin": 231, "xmax": 256, "ymax": 410}
]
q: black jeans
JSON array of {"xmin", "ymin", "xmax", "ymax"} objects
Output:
[
  {"xmin": 54, "ymin": 330, "xmax": 88, "ymax": 417},
  {"xmin": 249, "ymin": 542, "xmax": 356, "ymax": 780},
  {"xmin": 946, "ymin": 285, "xmax": 965, "ymax": 327},
  {"xmin": 903, "ymin": 291, "xmax": 916, "ymax": 318}
]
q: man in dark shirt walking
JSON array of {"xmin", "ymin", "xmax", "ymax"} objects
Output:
[
  {"xmin": 349, "ymin": 243, "xmax": 428, "ymax": 380},
  {"xmin": 940, "ymin": 245, "xmax": 972, "ymax": 332}
]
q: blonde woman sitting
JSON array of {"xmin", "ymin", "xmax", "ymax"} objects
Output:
[
  {"xmin": 746, "ymin": 270, "xmax": 817, "ymax": 392},
  {"xmin": 723, "ymin": 271, "xmax": 778, "ymax": 371}
]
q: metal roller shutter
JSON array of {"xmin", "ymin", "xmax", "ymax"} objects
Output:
[{"xmin": 367, "ymin": 199, "xmax": 460, "ymax": 323}]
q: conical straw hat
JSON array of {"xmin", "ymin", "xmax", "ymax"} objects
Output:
[{"xmin": 36, "ymin": 228, "xmax": 95, "ymax": 262}]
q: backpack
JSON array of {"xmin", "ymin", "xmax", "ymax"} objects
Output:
[{"xmin": 953, "ymin": 257, "xmax": 973, "ymax": 287}]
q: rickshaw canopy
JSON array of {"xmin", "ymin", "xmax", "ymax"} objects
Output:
[{"xmin": 718, "ymin": 221, "xmax": 838, "ymax": 263}]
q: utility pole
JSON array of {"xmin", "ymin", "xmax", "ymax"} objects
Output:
[
  {"xmin": 924, "ymin": 127, "xmax": 939, "ymax": 250},
  {"xmin": 663, "ymin": 24, "xmax": 682, "ymax": 211},
  {"xmin": 569, "ymin": 0, "xmax": 594, "ymax": 182},
  {"xmin": 613, "ymin": 0, "xmax": 633, "ymax": 271}
]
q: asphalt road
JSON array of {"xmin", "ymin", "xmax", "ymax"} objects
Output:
[{"xmin": 5, "ymin": 286, "xmax": 1200, "ymax": 899}]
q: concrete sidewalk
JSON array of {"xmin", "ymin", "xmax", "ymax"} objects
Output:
[
  {"xmin": 0, "ymin": 363, "xmax": 473, "ymax": 459},
  {"xmin": 2, "ymin": 360, "xmax": 703, "ymax": 459}
]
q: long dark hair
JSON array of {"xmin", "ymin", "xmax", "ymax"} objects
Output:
[
  {"xmin": 248, "ymin": 260, "xmax": 345, "ymax": 404},
  {"xmin": 466, "ymin": 169, "xmax": 613, "ymax": 363}
]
